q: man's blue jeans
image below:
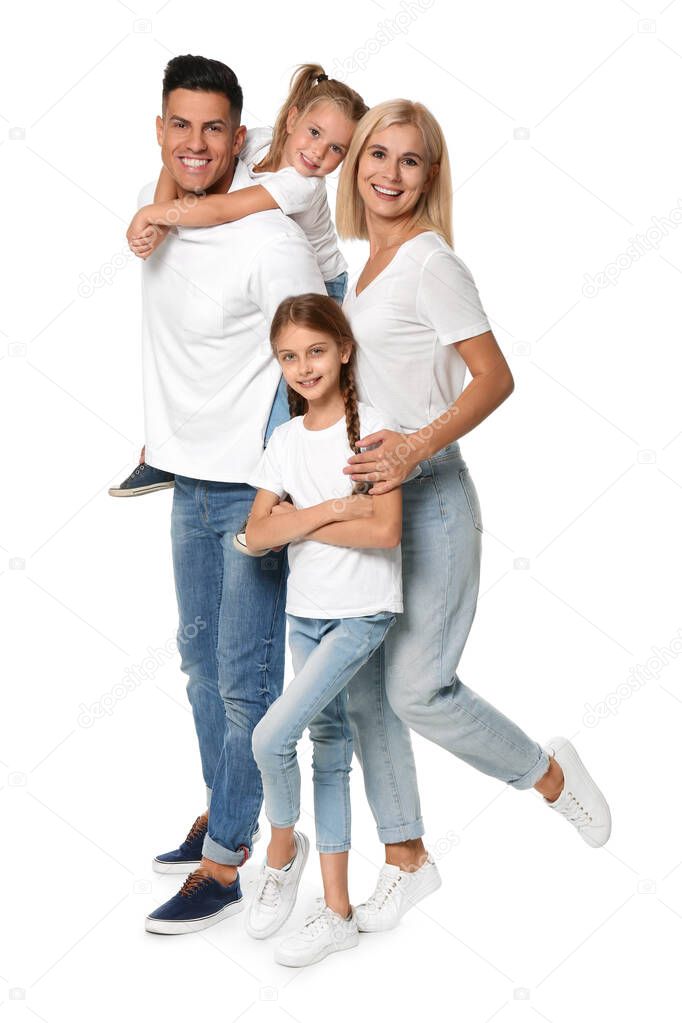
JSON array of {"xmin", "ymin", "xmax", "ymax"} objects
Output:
[{"xmin": 171, "ymin": 477, "xmax": 287, "ymax": 866}]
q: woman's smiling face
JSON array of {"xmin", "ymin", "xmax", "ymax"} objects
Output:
[{"xmin": 357, "ymin": 122, "xmax": 437, "ymax": 222}]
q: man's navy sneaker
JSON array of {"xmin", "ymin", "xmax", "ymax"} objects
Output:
[
  {"xmin": 153, "ymin": 814, "xmax": 208, "ymax": 875},
  {"xmin": 153, "ymin": 815, "xmax": 261, "ymax": 874},
  {"xmin": 145, "ymin": 870, "xmax": 244, "ymax": 934},
  {"xmin": 108, "ymin": 462, "xmax": 175, "ymax": 497}
]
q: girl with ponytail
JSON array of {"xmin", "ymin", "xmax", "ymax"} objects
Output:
[
  {"xmin": 128, "ymin": 63, "xmax": 368, "ymax": 305},
  {"xmin": 115, "ymin": 65, "xmax": 369, "ymax": 502},
  {"xmin": 242, "ymin": 293, "xmax": 403, "ymax": 967}
]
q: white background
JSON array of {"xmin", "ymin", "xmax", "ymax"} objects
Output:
[{"xmin": 3, "ymin": 0, "xmax": 682, "ymax": 1019}]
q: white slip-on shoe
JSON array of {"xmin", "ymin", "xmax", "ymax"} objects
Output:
[
  {"xmin": 275, "ymin": 903, "xmax": 359, "ymax": 968},
  {"xmin": 542, "ymin": 736, "xmax": 611, "ymax": 847},
  {"xmin": 245, "ymin": 830, "xmax": 309, "ymax": 939},
  {"xmin": 354, "ymin": 853, "xmax": 442, "ymax": 932}
]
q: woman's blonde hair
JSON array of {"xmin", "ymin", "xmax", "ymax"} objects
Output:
[
  {"xmin": 336, "ymin": 99, "xmax": 453, "ymax": 248},
  {"xmin": 254, "ymin": 64, "xmax": 369, "ymax": 174}
]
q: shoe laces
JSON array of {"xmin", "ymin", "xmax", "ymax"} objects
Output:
[
  {"xmin": 184, "ymin": 815, "xmax": 208, "ymax": 844},
  {"xmin": 179, "ymin": 871, "xmax": 212, "ymax": 898},
  {"xmin": 301, "ymin": 906, "xmax": 333, "ymax": 938},
  {"xmin": 555, "ymin": 789, "xmax": 593, "ymax": 827},
  {"xmin": 366, "ymin": 869, "xmax": 403, "ymax": 910},
  {"xmin": 256, "ymin": 866, "xmax": 286, "ymax": 908}
]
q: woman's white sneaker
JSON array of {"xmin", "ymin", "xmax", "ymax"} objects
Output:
[
  {"xmin": 354, "ymin": 853, "xmax": 442, "ymax": 932},
  {"xmin": 542, "ymin": 736, "xmax": 611, "ymax": 847},
  {"xmin": 275, "ymin": 903, "xmax": 359, "ymax": 967},
  {"xmin": 245, "ymin": 830, "xmax": 309, "ymax": 939}
]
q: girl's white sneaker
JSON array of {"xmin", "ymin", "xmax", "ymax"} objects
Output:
[
  {"xmin": 275, "ymin": 903, "xmax": 359, "ymax": 967},
  {"xmin": 354, "ymin": 853, "xmax": 442, "ymax": 932},
  {"xmin": 245, "ymin": 830, "xmax": 309, "ymax": 939},
  {"xmin": 542, "ymin": 736, "xmax": 611, "ymax": 847}
]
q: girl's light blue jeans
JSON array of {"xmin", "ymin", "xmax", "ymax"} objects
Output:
[
  {"xmin": 251, "ymin": 610, "xmax": 396, "ymax": 853},
  {"xmin": 345, "ymin": 441, "xmax": 551, "ymax": 845}
]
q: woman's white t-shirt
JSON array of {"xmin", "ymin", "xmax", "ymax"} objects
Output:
[
  {"xmin": 342, "ymin": 232, "xmax": 491, "ymax": 433},
  {"xmin": 247, "ymin": 403, "xmax": 403, "ymax": 620},
  {"xmin": 240, "ymin": 127, "xmax": 347, "ymax": 283}
]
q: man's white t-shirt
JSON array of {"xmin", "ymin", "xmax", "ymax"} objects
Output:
[
  {"xmin": 247, "ymin": 403, "xmax": 403, "ymax": 620},
  {"xmin": 240, "ymin": 127, "xmax": 347, "ymax": 283},
  {"xmin": 138, "ymin": 158, "xmax": 325, "ymax": 482},
  {"xmin": 343, "ymin": 232, "xmax": 491, "ymax": 433}
]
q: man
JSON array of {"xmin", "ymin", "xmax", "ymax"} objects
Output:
[{"xmin": 138, "ymin": 54, "xmax": 325, "ymax": 934}]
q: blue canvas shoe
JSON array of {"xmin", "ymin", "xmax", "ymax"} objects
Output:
[
  {"xmin": 153, "ymin": 815, "xmax": 261, "ymax": 874},
  {"xmin": 108, "ymin": 462, "xmax": 175, "ymax": 497},
  {"xmin": 145, "ymin": 870, "xmax": 244, "ymax": 934}
]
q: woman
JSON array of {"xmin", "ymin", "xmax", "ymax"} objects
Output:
[{"xmin": 305, "ymin": 99, "xmax": 611, "ymax": 931}]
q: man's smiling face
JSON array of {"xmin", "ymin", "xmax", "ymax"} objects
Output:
[{"xmin": 156, "ymin": 88, "xmax": 246, "ymax": 196}]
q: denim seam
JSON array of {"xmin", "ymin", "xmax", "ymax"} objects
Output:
[
  {"xmin": 372, "ymin": 638, "xmax": 412, "ymax": 833},
  {"xmin": 431, "ymin": 469, "xmax": 452, "ymax": 693},
  {"xmin": 259, "ymin": 552, "xmax": 287, "ymax": 704},
  {"xmin": 334, "ymin": 691, "xmax": 353, "ymax": 848}
]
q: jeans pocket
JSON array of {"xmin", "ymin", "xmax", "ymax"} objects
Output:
[{"xmin": 458, "ymin": 468, "xmax": 483, "ymax": 533}]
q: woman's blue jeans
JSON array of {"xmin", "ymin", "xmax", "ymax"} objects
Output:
[
  {"xmin": 252, "ymin": 611, "xmax": 396, "ymax": 852},
  {"xmin": 345, "ymin": 442, "xmax": 551, "ymax": 844}
]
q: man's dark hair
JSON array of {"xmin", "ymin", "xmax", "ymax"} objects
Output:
[{"xmin": 162, "ymin": 54, "xmax": 243, "ymax": 121}]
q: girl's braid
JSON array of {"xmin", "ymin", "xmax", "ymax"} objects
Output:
[{"xmin": 341, "ymin": 364, "xmax": 370, "ymax": 495}]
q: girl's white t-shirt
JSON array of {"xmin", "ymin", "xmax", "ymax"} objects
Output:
[
  {"xmin": 342, "ymin": 232, "xmax": 491, "ymax": 433},
  {"xmin": 247, "ymin": 403, "xmax": 403, "ymax": 620},
  {"xmin": 240, "ymin": 127, "xmax": 347, "ymax": 283}
]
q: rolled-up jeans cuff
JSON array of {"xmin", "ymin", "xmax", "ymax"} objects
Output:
[
  {"xmin": 202, "ymin": 833, "xmax": 251, "ymax": 867},
  {"xmin": 377, "ymin": 816, "xmax": 425, "ymax": 844},
  {"xmin": 508, "ymin": 747, "xmax": 550, "ymax": 790}
]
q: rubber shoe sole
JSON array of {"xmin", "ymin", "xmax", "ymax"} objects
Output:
[
  {"xmin": 108, "ymin": 480, "xmax": 175, "ymax": 497},
  {"xmin": 145, "ymin": 896, "xmax": 244, "ymax": 934},
  {"xmin": 275, "ymin": 929, "xmax": 358, "ymax": 968}
]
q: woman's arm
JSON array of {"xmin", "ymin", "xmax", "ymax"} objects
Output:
[
  {"xmin": 245, "ymin": 490, "xmax": 375, "ymax": 551},
  {"xmin": 299, "ymin": 488, "xmax": 402, "ymax": 549},
  {"xmin": 343, "ymin": 331, "xmax": 514, "ymax": 495}
]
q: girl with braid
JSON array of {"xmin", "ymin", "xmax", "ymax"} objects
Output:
[{"xmin": 243, "ymin": 293, "xmax": 404, "ymax": 967}]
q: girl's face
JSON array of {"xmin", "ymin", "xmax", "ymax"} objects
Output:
[
  {"xmin": 275, "ymin": 322, "xmax": 351, "ymax": 404},
  {"xmin": 283, "ymin": 101, "xmax": 356, "ymax": 178},
  {"xmin": 357, "ymin": 122, "xmax": 438, "ymax": 223}
]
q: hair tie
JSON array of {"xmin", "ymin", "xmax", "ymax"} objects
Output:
[{"xmin": 315, "ymin": 73, "xmax": 329, "ymax": 84}]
